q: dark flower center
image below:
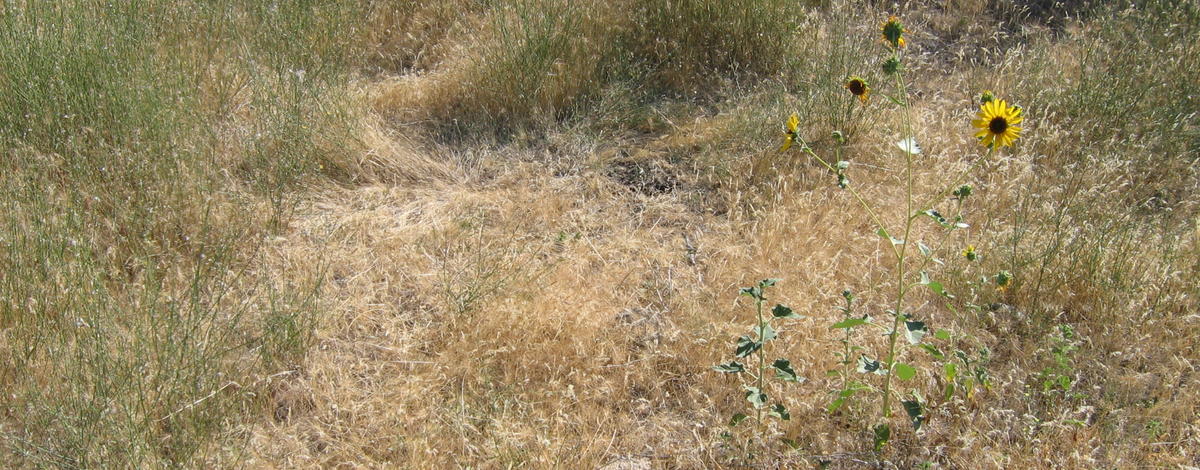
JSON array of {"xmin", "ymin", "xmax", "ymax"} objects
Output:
[
  {"xmin": 847, "ymin": 80, "xmax": 866, "ymax": 96},
  {"xmin": 989, "ymin": 117, "xmax": 1008, "ymax": 134}
]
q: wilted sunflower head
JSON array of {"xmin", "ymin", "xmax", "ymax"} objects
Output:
[
  {"xmin": 971, "ymin": 99, "xmax": 1024, "ymax": 148},
  {"xmin": 844, "ymin": 76, "xmax": 870, "ymax": 103},
  {"xmin": 881, "ymin": 16, "xmax": 906, "ymax": 48},
  {"xmin": 780, "ymin": 113, "xmax": 800, "ymax": 151},
  {"xmin": 995, "ymin": 271, "xmax": 1013, "ymax": 291}
]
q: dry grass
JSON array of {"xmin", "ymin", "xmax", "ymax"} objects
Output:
[{"xmin": 3, "ymin": 0, "xmax": 1199, "ymax": 468}]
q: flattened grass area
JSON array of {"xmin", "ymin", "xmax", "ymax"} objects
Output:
[{"xmin": 1, "ymin": 0, "xmax": 1197, "ymax": 467}]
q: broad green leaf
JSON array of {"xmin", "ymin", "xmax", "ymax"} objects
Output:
[
  {"xmin": 873, "ymin": 423, "xmax": 891, "ymax": 452},
  {"xmin": 769, "ymin": 403, "xmax": 790, "ymax": 420},
  {"xmin": 831, "ymin": 318, "xmax": 868, "ymax": 329},
  {"xmin": 934, "ymin": 329, "xmax": 952, "ymax": 340},
  {"xmin": 713, "ymin": 361, "xmax": 745, "ymax": 373},
  {"xmin": 917, "ymin": 241, "xmax": 932, "ymax": 258},
  {"xmin": 919, "ymin": 344, "xmax": 945, "ymax": 360},
  {"xmin": 876, "ymin": 228, "xmax": 903, "ymax": 245},
  {"xmin": 760, "ymin": 278, "xmax": 780, "ymax": 288},
  {"xmin": 773, "ymin": 359, "xmax": 803, "ymax": 383},
  {"xmin": 904, "ymin": 319, "xmax": 928, "ymax": 344},
  {"xmin": 902, "ymin": 399, "xmax": 925, "ymax": 431},
  {"xmin": 827, "ymin": 397, "xmax": 846, "ymax": 414},
  {"xmin": 729, "ymin": 413, "xmax": 749, "ymax": 426},
  {"xmin": 758, "ymin": 322, "xmax": 777, "ymax": 342},
  {"xmin": 943, "ymin": 362, "xmax": 958, "ymax": 381},
  {"xmin": 857, "ymin": 356, "xmax": 885, "ymax": 375},
  {"xmin": 893, "ymin": 363, "xmax": 917, "ymax": 380},
  {"xmin": 744, "ymin": 386, "xmax": 767, "ymax": 408},
  {"xmin": 735, "ymin": 336, "xmax": 761, "ymax": 358},
  {"xmin": 943, "ymin": 383, "xmax": 956, "ymax": 401},
  {"xmin": 928, "ymin": 281, "xmax": 948, "ymax": 297},
  {"xmin": 739, "ymin": 286, "xmax": 761, "ymax": 299},
  {"xmin": 772, "ymin": 304, "xmax": 803, "ymax": 319}
]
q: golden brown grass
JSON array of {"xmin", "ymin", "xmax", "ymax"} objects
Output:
[{"xmin": 3, "ymin": 0, "xmax": 1198, "ymax": 468}]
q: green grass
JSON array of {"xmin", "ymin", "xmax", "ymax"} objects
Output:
[{"xmin": 0, "ymin": 1, "xmax": 358, "ymax": 466}]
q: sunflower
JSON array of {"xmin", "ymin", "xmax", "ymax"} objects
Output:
[
  {"xmin": 962, "ymin": 245, "xmax": 977, "ymax": 261},
  {"xmin": 880, "ymin": 16, "xmax": 906, "ymax": 49},
  {"xmin": 979, "ymin": 90, "xmax": 995, "ymax": 104},
  {"xmin": 994, "ymin": 270, "xmax": 1013, "ymax": 292},
  {"xmin": 845, "ymin": 76, "xmax": 870, "ymax": 103},
  {"xmin": 972, "ymin": 99, "xmax": 1023, "ymax": 148},
  {"xmin": 780, "ymin": 114, "xmax": 800, "ymax": 151}
]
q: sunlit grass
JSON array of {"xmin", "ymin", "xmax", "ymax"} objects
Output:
[{"xmin": 1, "ymin": 0, "xmax": 1197, "ymax": 468}]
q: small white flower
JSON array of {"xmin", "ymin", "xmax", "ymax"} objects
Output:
[{"xmin": 896, "ymin": 137, "xmax": 922, "ymax": 155}]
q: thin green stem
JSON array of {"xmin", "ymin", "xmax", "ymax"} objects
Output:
[
  {"xmin": 881, "ymin": 47, "xmax": 915, "ymax": 419},
  {"xmin": 755, "ymin": 295, "xmax": 766, "ymax": 427},
  {"xmin": 797, "ymin": 141, "xmax": 899, "ymax": 261},
  {"xmin": 914, "ymin": 146, "xmax": 997, "ymax": 217}
]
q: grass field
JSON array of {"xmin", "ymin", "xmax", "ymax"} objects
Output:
[{"xmin": 1, "ymin": 0, "xmax": 1198, "ymax": 468}]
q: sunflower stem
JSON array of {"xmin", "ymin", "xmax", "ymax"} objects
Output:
[
  {"xmin": 915, "ymin": 145, "xmax": 996, "ymax": 216},
  {"xmin": 881, "ymin": 46, "xmax": 916, "ymax": 420}
]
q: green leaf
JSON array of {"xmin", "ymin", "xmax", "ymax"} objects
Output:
[
  {"xmin": 902, "ymin": 399, "xmax": 925, "ymax": 431},
  {"xmin": 934, "ymin": 329, "xmax": 952, "ymax": 341},
  {"xmin": 759, "ymin": 278, "xmax": 780, "ymax": 288},
  {"xmin": 769, "ymin": 403, "xmax": 790, "ymax": 420},
  {"xmin": 929, "ymin": 281, "xmax": 948, "ymax": 297},
  {"xmin": 893, "ymin": 363, "xmax": 917, "ymax": 380},
  {"xmin": 735, "ymin": 336, "xmax": 762, "ymax": 358},
  {"xmin": 773, "ymin": 359, "xmax": 804, "ymax": 383},
  {"xmin": 883, "ymin": 92, "xmax": 905, "ymax": 106},
  {"xmin": 917, "ymin": 241, "xmax": 932, "ymax": 258},
  {"xmin": 713, "ymin": 361, "xmax": 745, "ymax": 373},
  {"xmin": 923, "ymin": 209, "xmax": 947, "ymax": 225},
  {"xmin": 919, "ymin": 344, "xmax": 945, "ymax": 360},
  {"xmin": 758, "ymin": 322, "xmax": 777, "ymax": 342},
  {"xmin": 831, "ymin": 318, "xmax": 867, "ymax": 329},
  {"xmin": 943, "ymin": 382, "xmax": 956, "ymax": 401},
  {"xmin": 857, "ymin": 356, "xmax": 885, "ymax": 375},
  {"xmin": 917, "ymin": 271, "xmax": 948, "ymax": 296},
  {"xmin": 772, "ymin": 304, "xmax": 803, "ymax": 319},
  {"xmin": 744, "ymin": 386, "xmax": 767, "ymax": 408},
  {"xmin": 729, "ymin": 413, "xmax": 749, "ymax": 426},
  {"xmin": 739, "ymin": 286, "xmax": 762, "ymax": 299},
  {"xmin": 943, "ymin": 362, "xmax": 958, "ymax": 381},
  {"xmin": 876, "ymin": 228, "xmax": 904, "ymax": 245},
  {"xmin": 827, "ymin": 382, "xmax": 866, "ymax": 413},
  {"xmin": 872, "ymin": 423, "xmax": 891, "ymax": 452},
  {"xmin": 904, "ymin": 319, "xmax": 929, "ymax": 344}
]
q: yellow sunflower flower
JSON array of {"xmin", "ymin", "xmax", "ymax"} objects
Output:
[
  {"xmin": 972, "ymin": 99, "xmax": 1023, "ymax": 148},
  {"xmin": 781, "ymin": 114, "xmax": 799, "ymax": 151},
  {"xmin": 845, "ymin": 76, "xmax": 870, "ymax": 104},
  {"xmin": 881, "ymin": 16, "xmax": 906, "ymax": 49},
  {"xmin": 962, "ymin": 244, "xmax": 977, "ymax": 261}
]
